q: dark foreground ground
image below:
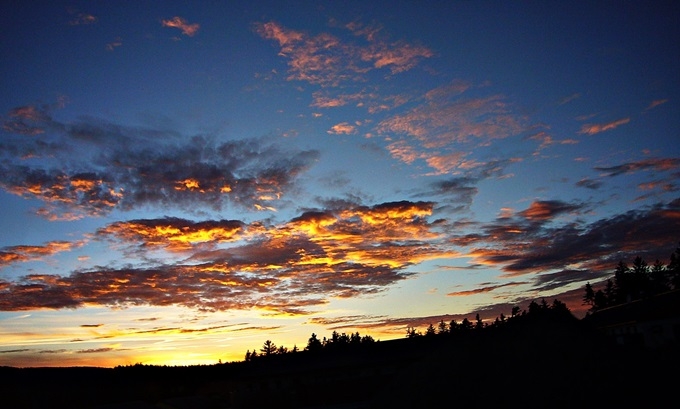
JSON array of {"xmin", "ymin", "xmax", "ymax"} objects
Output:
[{"xmin": 1, "ymin": 314, "xmax": 677, "ymax": 409}]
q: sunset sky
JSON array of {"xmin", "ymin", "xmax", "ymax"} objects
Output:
[{"xmin": 1, "ymin": 1, "xmax": 679, "ymax": 367}]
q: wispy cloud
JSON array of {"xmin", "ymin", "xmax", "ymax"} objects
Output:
[
  {"xmin": 578, "ymin": 117, "xmax": 630, "ymax": 135},
  {"xmin": 68, "ymin": 13, "xmax": 97, "ymax": 26},
  {"xmin": 377, "ymin": 83, "xmax": 528, "ymax": 174},
  {"xmin": 255, "ymin": 20, "xmax": 432, "ymax": 87},
  {"xmin": 644, "ymin": 99, "xmax": 668, "ymax": 111},
  {"xmin": 162, "ymin": 16, "xmax": 200, "ymax": 37},
  {"xmin": 595, "ymin": 157, "xmax": 680, "ymax": 177},
  {"xmin": 447, "ymin": 282, "xmax": 524, "ymax": 296}
]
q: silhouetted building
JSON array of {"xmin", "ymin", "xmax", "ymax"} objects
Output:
[{"xmin": 584, "ymin": 290, "xmax": 680, "ymax": 348}]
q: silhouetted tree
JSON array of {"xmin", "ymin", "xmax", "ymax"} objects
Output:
[
  {"xmin": 669, "ymin": 244, "xmax": 680, "ymax": 289},
  {"xmin": 406, "ymin": 326, "xmax": 420, "ymax": 338},
  {"xmin": 425, "ymin": 323, "xmax": 437, "ymax": 337},
  {"xmin": 583, "ymin": 282, "xmax": 595, "ymax": 307},
  {"xmin": 475, "ymin": 313, "xmax": 484, "ymax": 330},
  {"xmin": 437, "ymin": 320, "xmax": 448, "ymax": 334},
  {"xmin": 261, "ymin": 340, "xmax": 277, "ymax": 356},
  {"xmin": 449, "ymin": 319, "xmax": 459, "ymax": 333},
  {"xmin": 306, "ymin": 333, "xmax": 322, "ymax": 352},
  {"xmin": 511, "ymin": 306, "xmax": 521, "ymax": 318},
  {"xmin": 460, "ymin": 318, "xmax": 473, "ymax": 331},
  {"xmin": 593, "ymin": 290, "xmax": 608, "ymax": 311}
]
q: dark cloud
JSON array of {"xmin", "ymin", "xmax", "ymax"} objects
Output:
[
  {"xmin": 576, "ymin": 177, "xmax": 603, "ymax": 190},
  {"xmin": 518, "ymin": 200, "xmax": 585, "ymax": 222},
  {"xmin": 1, "ymin": 106, "xmax": 320, "ymax": 218},
  {"xmin": 455, "ymin": 199, "xmax": 680, "ymax": 280},
  {"xmin": 595, "ymin": 157, "xmax": 680, "ymax": 177}
]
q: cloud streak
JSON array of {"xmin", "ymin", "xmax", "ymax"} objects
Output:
[{"xmin": 578, "ymin": 117, "xmax": 630, "ymax": 135}]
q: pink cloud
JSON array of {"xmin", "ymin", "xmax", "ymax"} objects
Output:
[
  {"xmin": 162, "ymin": 16, "xmax": 200, "ymax": 37},
  {"xmin": 578, "ymin": 117, "xmax": 630, "ymax": 135}
]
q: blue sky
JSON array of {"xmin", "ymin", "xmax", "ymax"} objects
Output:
[{"xmin": 1, "ymin": 0, "xmax": 678, "ymax": 367}]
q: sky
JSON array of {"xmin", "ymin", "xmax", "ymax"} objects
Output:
[{"xmin": 1, "ymin": 0, "xmax": 678, "ymax": 368}]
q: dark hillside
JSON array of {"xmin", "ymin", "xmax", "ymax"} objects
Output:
[{"xmin": 1, "ymin": 306, "xmax": 676, "ymax": 408}]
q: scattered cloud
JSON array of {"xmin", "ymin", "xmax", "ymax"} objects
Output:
[
  {"xmin": 255, "ymin": 20, "xmax": 432, "ymax": 87},
  {"xmin": 162, "ymin": 16, "xmax": 200, "ymax": 37},
  {"xmin": 377, "ymin": 83, "xmax": 528, "ymax": 174}
]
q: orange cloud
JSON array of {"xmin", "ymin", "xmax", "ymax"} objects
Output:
[
  {"xmin": 0, "ymin": 241, "xmax": 83, "ymax": 268},
  {"xmin": 1, "ymin": 201, "xmax": 458, "ymax": 314},
  {"xmin": 578, "ymin": 117, "xmax": 630, "ymax": 135},
  {"xmin": 98, "ymin": 218, "xmax": 245, "ymax": 252},
  {"xmin": 162, "ymin": 16, "xmax": 200, "ymax": 37},
  {"xmin": 327, "ymin": 122, "xmax": 357, "ymax": 135}
]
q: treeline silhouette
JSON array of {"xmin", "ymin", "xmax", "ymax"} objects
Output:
[
  {"xmin": 244, "ymin": 330, "xmax": 376, "ymax": 362},
  {"xmin": 583, "ymin": 244, "xmax": 680, "ymax": 312}
]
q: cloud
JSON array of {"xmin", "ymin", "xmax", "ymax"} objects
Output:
[
  {"xmin": 644, "ymin": 99, "xmax": 668, "ymax": 111},
  {"xmin": 575, "ymin": 177, "xmax": 603, "ymax": 190},
  {"xmin": 519, "ymin": 200, "xmax": 583, "ymax": 222},
  {"xmin": 327, "ymin": 122, "xmax": 357, "ymax": 135},
  {"xmin": 377, "ymin": 83, "xmax": 528, "ymax": 174},
  {"xmin": 558, "ymin": 93, "xmax": 581, "ymax": 105},
  {"xmin": 106, "ymin": 37, "xmax": 122, "ymax": 51},
  {"xmin": 527, "ymin": 131, "xmax": 578, "ymax": 155},
  {"xmin": 68, "ymin": 13, "xmax": 97, "ymax": 26},
  {"xmin": 97, "ymin": 217, "xmax": 246, "ymax": 252},
  {"xmin": 578, "ymin": 117, "xmax": 630, "ymax": 135},
  {"xmin": 454, "ymin": 199, "xmax": 680, "ymax": 278},
  {"xmin": 255, "ymin": 21, "xmax": 432, "ymax": 86},
  {"xmin": 1, "ymin": 106, "xmax": 320, "ymax": 218},
  {"xmin": 0, "ymin": 200, "xmax": 457, "ymax": 314},
  {"xmin": 447, "ymin": 282, "xmax": 525, "ymax": 296},
  {"xmin": 0, "ymin": 241, "xmax": 83, "ymax": 268},
  {"xmin": 594, "ymin": 157, "xmax": 680, "ymax": 177},
  {"xmin": 162, "ymin": 17, "xmax": 200, "ymax": 37}
]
